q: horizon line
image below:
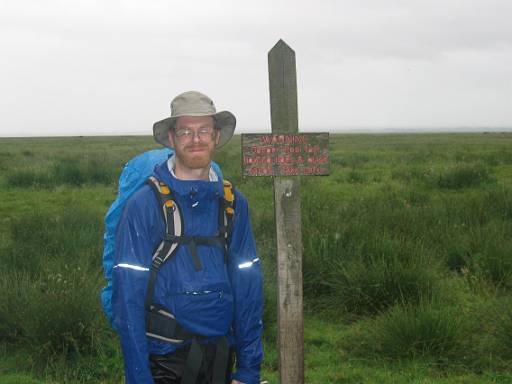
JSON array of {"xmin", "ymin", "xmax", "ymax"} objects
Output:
[{"xmin": 1, "ymin": 126, "xmax": 512, "ymax": 139}]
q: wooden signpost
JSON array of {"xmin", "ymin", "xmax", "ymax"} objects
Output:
[{"xmin": 242, "ymin": 40, "xmax": 329, "ymax": 384}]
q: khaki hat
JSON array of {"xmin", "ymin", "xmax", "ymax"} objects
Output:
[{"xmin": 153, "ymin": 91, "xmax": 236, "ymax": 148}]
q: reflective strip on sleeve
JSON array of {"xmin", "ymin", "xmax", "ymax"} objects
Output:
[
  {"xmin": 113, "ymin": 263, "xmax": 150, "ymax": 271},
  {"xmin": 238, "ymin": 257, "xmax": 260, "ymax": 269}
]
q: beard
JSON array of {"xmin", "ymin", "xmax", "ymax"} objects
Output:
[{"xmin": 174, "ymin": 143, "xmax": 214, "ymax": 170}]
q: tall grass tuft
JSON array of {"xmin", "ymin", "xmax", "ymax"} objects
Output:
[
  {"xmin": 0, "ymin": 206, "xmax": 105, "ymax": 360},
  {"xmin": 52, "ymin": 158, "xmax": 87, "ymax": 185},
  {"xmin": 310, "ymin": 234, "xmax": 439, "ymax": 316},
  {"xmin": 494, "ymin": 299, "xmax": 512, "ymax": 360},
  {"xmin": 5, "ymin": 169, "xmax": 53, "ymax": 187},
  {"xmin": 439, "ymin": 219, "xmax": 512, "ymax": 289},
  {"xmin": 2, "ymin": 207, "xmax": 102, "ymax": 275},
  {"xmin": 473, "ymin": 233, "xmax": 512, "ymax": 290},
  {"xmin": 346, "ymin": 169, "xmax": 366, "ymax": 183},
  {"xmin": 261, "ymin": 256, "xmax": 278, "ymax": 343},
  {"xmin": 21, "ymin": 150, "xmax": 34, "ymax": 157},
  {"xmin": 52, "ymin": 157, "xmax": 116, "ymax": 186},
  {"xmin": 344, "ymin": 301, "xmax": 463, "ymax": 361},
  {"xmin": 5, "ymin": 156, "xmax": 116, "ymax": 188},
  {"xmin": 0, "ymin": 262, "xmax": 105, "ymax": 358},
  {"xmin": 437, "ymin": 163, "xmax": 494, "ymax": 189}
]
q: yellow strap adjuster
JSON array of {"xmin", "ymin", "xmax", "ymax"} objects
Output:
[
  {"xmin": 160, "ymin": 185, "xmax": 170, "ymax": 195},
  {"xmin": 223, "ymin": 180, "xmax": 234, "ymax": 203}
]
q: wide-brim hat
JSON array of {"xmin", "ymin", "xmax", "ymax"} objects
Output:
[{"xmin": 153, "ymin": 91, "xmax": 236, "ymax": 148}]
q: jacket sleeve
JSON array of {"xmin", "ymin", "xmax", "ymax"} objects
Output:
[
  {"xmin": 112, "ymin": 189, "xmax": 158, "ymax": 384},
  {"xmin": 228, "ymin": 192, "xmax": 264, "ymax": 384}
]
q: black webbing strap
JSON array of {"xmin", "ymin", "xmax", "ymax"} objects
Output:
[
  {"xmin": 145, "ymin": 256, "xmax": 163, "ymax": 311},
  {"xmin": 212, "ymin": 336, "xmax": 229, "ymax": 384},
  {"xmin": 182, "ymin": 339, "xmax": 203, "ymax": 384},
  {"xmin": 164, "ymin": 234, "xmax": 227, "ymax": 271},
  {"xmin": 181, "ymin": 337, "xmax": 229, "ymax": 384},
  {"xmin": 218, "ymin": 198, "xmax": 228, "ymax": 238}
]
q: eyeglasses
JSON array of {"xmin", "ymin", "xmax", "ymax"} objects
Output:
[{"xmin": 174, "ymin": 127, "xmax": 215, "ymax": 142}]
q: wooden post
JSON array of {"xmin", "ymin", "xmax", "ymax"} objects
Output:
[{"xmin": 268, "ymin": 39, "xmax": 304, "ymax": 384}]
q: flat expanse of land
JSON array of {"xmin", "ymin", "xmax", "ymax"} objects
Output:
[{"xmin": 1, "ymin": 133, "xmax": 512, "ymax": 383}]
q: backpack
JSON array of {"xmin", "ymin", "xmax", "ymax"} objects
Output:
[{"xmin": 100, "ymin": 148, "xmax": 224, "ymax": 326}]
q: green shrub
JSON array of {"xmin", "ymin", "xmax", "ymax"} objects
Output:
[
  {"xmin": 404, "ymin": 188, "xmax": 431, "ymax": 207},
  {"xmin": 390, "ymin": 166, "xmax": 435, "ymax": 185},
  {"xmin": 344, "ymin": 153, "xmax": 370, "ymax": 168},
  {"xmin": 449, "ymin": 295, "xmax": 512, "ymax": 370},
  {"xmin": 21, "ymin": 150, "xmax": 34, "ymax": 157},
  {"xmin": 52, "ymin": 158, "xmax": 87, "ymax": 185},
  {"xmin": 5, "ymin": 169, "xmax": 52, "ymax": 187},
  {"xmin": 437, "ymin": 163, "xmax": 494, "ymax": 189},
  {"xmin": 301, "ymin": 185, "xmax": 443, "ymax": 315},
  {"xmin": 2, "ymin": 207, "xmax": 102, "ymax": 275},
  {"xmin": 347, "ymin": 169, "xmax": 366, "ymax": 184},
  {"xmin": 261, "ymin": 258, "xmax": 277, "ymax": 341},
  {"xmin": 0, "ymin": 271, "xmax": 30, "ymax": 343},
  {"xmin": 494, "ymin": 299, "xmax": 512, "ymax": 360},
  {"xmin": 485, "ymin": 186, "xmax": 512, "ymax": 221},
  {"xmin": 303, "ymin": 232, "xmax": 343, "ymax": 299},
  {"xmin": 5, "ymin": 156, "xmax": 116, "ymax": 188},
  {"xmin": 439, "ymin": 220, "xmax": 512, "ymax": 289},
  {"xmin": 29, "ymin": 261, "xmax": 104, "ymax": 358},
  {"xmin": 0, "ymin": 205, "xmax": 105, "ymax": 360},
  {"xmin": 473, "ymin": 238, "xmax": 512, "ymax": 290},
  {"xmin": 392, "ymin": 163, "xmax": 496, "ymax": 190},
  {"xmin": 344, "ymin": 301, "xmax": 463, "ymax": 361},
  {"xmin": 324, "ymin": 236, "xmax": 438, "ymax": 316},
  {"xmin": 0, "ymin": 261, "xmax": 105, "ymax": 359},
  {"xmin": 0, "ymin": 374, "xmax": 41, "ymax": 384},
  {"xmin": 85, "ymin": 158, "xmax": 115, "ymax": 184},
  {"xmin": 480, "ymin": 150, "xmax": 512, "ymax": 166},
  {"xmin": 52, "ymin": 157, "xmax": 115, "ymax": 186},
  {"xmin": 442, "ymin": 242, "xmax": 472, "ymax": 273}
]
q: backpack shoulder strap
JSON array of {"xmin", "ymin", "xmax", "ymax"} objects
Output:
[
  {"xmin": 147, "ymin": 176, "xmax": 184, "ymax": 251},
  {"xmin": 219, "ymin": 180, "xmax": 236, "ymax": 249},
  {"xmin": 145, "ymin": 176, "xmax": 184, "ymax": 310}
]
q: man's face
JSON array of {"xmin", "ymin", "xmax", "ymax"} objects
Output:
[{"xmin": 168, "ymin": 116, "xmax": 220, "ymax": 170}]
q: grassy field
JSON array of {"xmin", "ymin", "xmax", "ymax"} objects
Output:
[{"xmin": 1, "ymin": 132, "xmax": 512, "ymax": 383}]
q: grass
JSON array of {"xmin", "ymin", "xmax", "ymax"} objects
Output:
[
  {"xmin": 0, "ymin": 132, "xmax": 512, "ymax": 383},
  {"xmin": 343, "ymin": 301, "xmax": 463, "ymax": 361},
  {"xmin": 5, "ymin": 156, "xmax": 117, "ymax": 188}
]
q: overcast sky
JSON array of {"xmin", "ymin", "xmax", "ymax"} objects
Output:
[{"xmin": 1, "ymin": 0, "xmax": 511, "ymax": 137}]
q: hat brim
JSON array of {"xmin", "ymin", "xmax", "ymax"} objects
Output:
[{"xmin": 153, "ymin": 111, "xmax": 236, "ymax": 149}]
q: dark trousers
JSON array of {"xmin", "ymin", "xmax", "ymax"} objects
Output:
[{"xmin": 150, "ymin": 343, "xmax": 235, "ymax": 384}]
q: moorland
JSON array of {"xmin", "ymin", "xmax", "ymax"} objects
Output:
[{"xmin": 1, "ymin": 133, "xmax": 512, "ymax": 383}]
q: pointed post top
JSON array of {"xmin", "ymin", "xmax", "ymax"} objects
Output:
[
  {"xmin": 268, "ymin": 39, "xmax": 298, "ymax": 133},
  {"xmin": 269, "ymin": 39, "xmax": 295, "ymax": 56}
]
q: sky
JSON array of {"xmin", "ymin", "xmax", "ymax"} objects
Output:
[{"xmin": 1, "ymin": 0, "xmax": 511, "ymax": 137}]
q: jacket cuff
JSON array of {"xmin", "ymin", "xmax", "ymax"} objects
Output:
[{"xmin": 231, "ymin": 368, "xmax": 260, "ymax": 384}]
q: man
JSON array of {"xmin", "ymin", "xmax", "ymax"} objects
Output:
[{"xmin": 112, "ymin": 91, "xmax": 263, "ymax": 384}]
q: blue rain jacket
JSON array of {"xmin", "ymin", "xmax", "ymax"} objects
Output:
[
  {"xmin": 101, "ymin": 149, "xmax": 223, "ymax": 326},
  {"xmin": 112, "ymin": 160, "xmax": 263, "ymax": 384}
]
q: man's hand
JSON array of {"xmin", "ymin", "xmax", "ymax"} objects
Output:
[{"xmin": 231, "ymin": 381, "xmax": 244, "ymax": 384}]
